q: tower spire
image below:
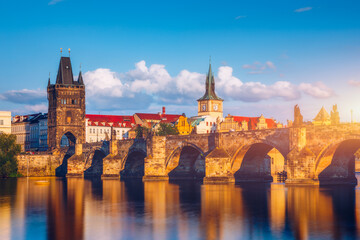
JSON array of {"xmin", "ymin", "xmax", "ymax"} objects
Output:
[
  {"xmin": 197, "ymin": 58, "xmax": 222, "ymax": 101},
  {"xmin": 48, "ymin": 72, "xmax": 51, "ymax": 86},
  {"xmin": 56, "ymin": 55, "xmax": 74, "ymax": 85}
]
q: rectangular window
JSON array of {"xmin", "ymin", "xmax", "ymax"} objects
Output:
[{"xmin": 0, "ymin": 120, "xmax": 4, "ymax": 125}]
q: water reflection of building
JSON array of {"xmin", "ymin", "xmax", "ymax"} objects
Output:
[
  {"xmin": 47, "ymin": 178, "xmax": 84, "ymax": 240},
  {"xmin": 268, "ymin": 184, "xmax": 286, "ymax": 235},
  {"xmin": 144, "ymin": 181, "xmax": 181, "ymax": 240},
  {"xmin": 200, "ymin": 184, "xmax": 245, "ymax": 240},
  {"xmin": 287, "ymin": 187, "xmax": 336, "ymax": 240}
]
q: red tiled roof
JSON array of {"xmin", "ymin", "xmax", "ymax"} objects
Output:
[
  {"xmin": 232, "ymin": 116, "xmax": 276, "ymax": 130},
  {"xmin": 86, "ymin": 114, "xmax": 135, "ymax": 128},
  {"xmin": 135, "ymin": 113, "xmax": 162, "ymax": 120}
]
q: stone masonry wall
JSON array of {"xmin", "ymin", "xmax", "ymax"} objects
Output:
[{"xmin": 17, "ymin": 154, "xmax": 62, "ymax": 177}]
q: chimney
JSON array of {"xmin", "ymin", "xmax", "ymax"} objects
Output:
[{"xmin": 162, "ymin": 106, "xmax": 166, "ymax": 115}]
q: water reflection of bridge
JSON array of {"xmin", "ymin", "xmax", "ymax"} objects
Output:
[{"xmin": 2, "ymin": 178, "xmax": 360, "ymax": 239}]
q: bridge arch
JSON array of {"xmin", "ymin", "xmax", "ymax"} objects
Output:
[
  {"xmin": 166, "ymin": 142, "xmax": 205, "ymax": 180},
  {"xmin": 315, "ymin": 136, "xmax": 360, "ymax": 185},
  {"xmin": 231, "ymin": 140, "xmax": 287, "ymax": 182},
  {"xmin": 84, "ymin": 147, "xmax": 107, "ymax": 177},
  {"xmin": 120, "ymin": 148, "xmax": 147, "ymax": 179},
  {"xmin": 59, "ymin": 130, "xmax": 78, "ymax": 147}
]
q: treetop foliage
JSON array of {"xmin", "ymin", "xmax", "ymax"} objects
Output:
[{"xmin": 0, "ymin": 134, "xmax": 21, "ymax": 178}]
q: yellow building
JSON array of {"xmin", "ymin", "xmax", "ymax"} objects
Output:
[
  {"xmin": 313, "ymin": 106, "xmax": 331, "ymax": 126},
  {"xmin": 197, "ymin": 62, "xmax": 223, "ymax": 119},
  {"xmin": 176, "ymin": 116, "xmax": 193, "ymax": 135}
]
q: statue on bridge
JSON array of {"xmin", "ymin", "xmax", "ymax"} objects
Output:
[
  {"xmin": 293, "ymin": 105, "xmax": 303, "ymax": 127},
  {"xmin": 331, "ymin": 104, "xmax": 340, "ymax": 125}
]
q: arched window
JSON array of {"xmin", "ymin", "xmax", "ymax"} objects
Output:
[{"xmin": 66, "ymin": 111, "xmax": 72, "ymax": 124}]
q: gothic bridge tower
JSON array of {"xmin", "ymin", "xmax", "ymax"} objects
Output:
[
  {"xmin": 47, "ymin": 56, "xmax": 85, "ymax": 149},
  {"xmin": 197, "ymin": 61, "xmax": 224, "ymax": 119}
]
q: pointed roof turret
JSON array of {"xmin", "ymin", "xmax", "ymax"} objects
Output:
[
  {"xmin": 47, "ymin": 72, "xmax": 51, "ymax": 86},
  {"xmin": 78, "ymin": 70, "xmax": 84, "ymax": 85},
  {"xmin": 314, "ymin": 106, "xmax": 330, "ymax": 121},
  {"xmin": 197, "ymin": 61, "xmax": 223, "ymax": 101},
  {"xmin": 56, "ymin": 57, "xmax": 74, "ymax": 85}
]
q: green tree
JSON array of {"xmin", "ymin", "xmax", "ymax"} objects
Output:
[
  {"xmin": 0, "ymin": 134, "xmax": 21, "ymax": 177},
  {"xmin": 135, "ymin": 125, "xmax": 151, "ymax": 139},
  {"xmin": 156, "ymin": 123, "xmax": 179, "ymax": 136}
]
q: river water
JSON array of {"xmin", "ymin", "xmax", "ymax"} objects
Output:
[{"xmin": 1, "ymin": 175, "xmax": 360, "ymax": 240}]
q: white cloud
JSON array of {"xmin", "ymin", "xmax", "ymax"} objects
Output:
[
  {"xmin": 299, "ymin": 82, "xmax": 334, "ymax": 98},
  {"xmin": 12, "ymin": 104, "xmax": 48, "ymax": 115},
  {"xmin": 48, "ymin": 0, "xmax": 64, "ymax": 5},
  {"xmin": 84, "ymin": 68, "xmax": 126, "ymax": 98},
  {"xmin": 83, "ymin": 62, "xmax": 334, "ymax": 106},
  {"xmin": 0, "ymin": 60, "xmax": 335, "ymax": 113},
  {"xmin": 242, "ymin": 61, "xmax": 276, "ymax": 74},
  {"xmin": 348, "ymin": 80, "xmax": 360, "ymax": 87},
  {"xmin": 0, "ymin": 89, "xmax": 46, "ymax": 104},
  {"xmin": 294, "ymin": 7, "xmax": 313, "ymax": 13},
  {"xmin": 235, "ymin": 16, "xmax": 246, "ymax": 20}
]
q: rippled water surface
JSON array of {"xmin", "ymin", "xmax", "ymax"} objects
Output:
[{"xmin": 1, "ymin": 176, "xmax": 360, "ymax": 240}]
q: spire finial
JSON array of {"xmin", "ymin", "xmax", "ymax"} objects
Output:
[
  {"xmin": 79, "ymin": 63, "xmax": 82, "ymax": 72},
  {"xmin": 60, "ymin": 48, "xmax": 62, "ymax": 56},
  {"xmin": 68, "ymin": 48, "xmax": 71, "ymax": 57},
  {"xmin": 209, "ymin": 55, "xmax": 211, "ymax": 65}
]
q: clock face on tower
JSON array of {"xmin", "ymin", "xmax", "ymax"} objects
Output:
[
  {"xmin": 202, "ymin": 104, "xmax": 206, "ymax": 111},
  {"xmin": 213, "ymin": 104, "xmax": 218, "ymax": 111}
]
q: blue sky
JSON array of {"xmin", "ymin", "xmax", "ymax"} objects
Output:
[{"xmin": 0, "ymin": 0, "xmax": 360, "ymax": 123}]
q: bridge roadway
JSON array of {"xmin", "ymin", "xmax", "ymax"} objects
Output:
[{"xmin": 58, "ymin": 123, "xmax": 360, "ymax": 185}]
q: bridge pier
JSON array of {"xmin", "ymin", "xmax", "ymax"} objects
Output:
[
  {"xmin": 203, "ymin": 147, "xmax": 235, "ymax": 184},
  {"xmin": 143, "ymin": 136, "xmax": 169, "ymax": 181},
  {"xmin": 101, "ymin": 138, "xmax": 121, "ymax": 179},
  {"xmin": 66, "ymin": 143, "xmax": 85, "ymax": 178},
  {"xmin": 101, "ymin": 154, "xmax": 121, "ymax": 179},
  {"xmin": 285, "ymin": 145, "xmax": 320, "ymax": 185},
  {"xmin": 142, "ymin": 156, "xmax": 169, "ymax": 181}
]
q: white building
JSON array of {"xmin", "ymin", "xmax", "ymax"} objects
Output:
[
  {"xmin": 189, "ymin": 115, "xmax": 220, "ymax": 134},
  {"xmin": 0, "ymin": 111, "xmax": 11, "ymax": 134},
  {"xmin": 86, "ymin": 114, "xmax": 135, "ymax": 143}
]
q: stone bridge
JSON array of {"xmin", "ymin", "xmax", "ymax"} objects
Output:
[
  {"xmin": 61, "ymin": 123, "xmax": 360, "ymax": 185},
  {"xmin": 18, "ymin": 123, "xmax": 360, "ymax": 185}
]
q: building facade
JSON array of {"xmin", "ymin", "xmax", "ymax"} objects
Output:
[
  {"xmin": 0, "ymin": 111, "xmax": 11, "ymax": 134},
  {"xmin": 176, "ymin": 115, "xmax": 193, "ymax": 135},
  {"xmin": 86, "ymin": 114, "xmax": 135, "ymax": 142},
  {"xmin": 12, "ymin": 113, "xmax": 41, "ymax": 152}
]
